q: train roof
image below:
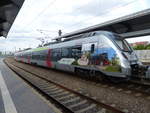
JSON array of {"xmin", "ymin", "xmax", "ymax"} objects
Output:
[
  {"xmin": 54, "ymin": 31, "xmax": 113, "ymax": 41},
  {"xmin": 16, "ymin": 31, "xmax": 120, "ymax": 54},
  {"xmin": 16, "ymin": 47, "xmax": 49, "ymax": 54},
  {"xmin": 32, "ymin": 47, "xmax": 48, "ymax": 52},
  {"xmin": 44, "ymin": 31, "xmax": 120, "ymax": 47}
]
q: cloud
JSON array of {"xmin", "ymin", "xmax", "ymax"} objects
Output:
[
  {"xmin": 70, "ymin": 0, "xmax": 133, "ymax": 16},
  {"xmin": 4, "ymin": 0, "xmax": 150, "ymax": 52}
]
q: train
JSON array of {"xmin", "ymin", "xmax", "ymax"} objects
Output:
[{"xmin": 14, "ymin": 31, "xmax": 150, "ymax": 82}]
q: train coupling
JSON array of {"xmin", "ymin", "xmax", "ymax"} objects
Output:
[
  {"xmin": 137, "ymin": 65, "xmax": 149, "ymax": 78},
  {"xmin": 129, "ymin": 65, "xmax": 150, "ymax": 85},
  {"xmin": 137, "ymin": 65, "xmax": 150, "ymax": 79},
  {"xmin": 131, "ymin": 64, "xmax": 150, "ymax": 79}
]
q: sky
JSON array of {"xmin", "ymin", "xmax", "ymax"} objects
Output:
[{"xmin": 1, "ymin": 0, "xmax": 150, "ymax": 52}]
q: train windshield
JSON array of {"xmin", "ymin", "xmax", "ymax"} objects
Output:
[{"xmin": 113, "ymin": 35, "xmax": 132, "ymax": 52}]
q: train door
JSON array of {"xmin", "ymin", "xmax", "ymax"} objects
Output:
[
  {"xmin": 46, "ymin": 49, "xmax": 52, "ymax": 68},
  {"xmin": 21, "ymin": 54, "xmax": 24, "ymax": 62},
  {"xmin": 27, "ymin": 53, "xmax": 30, "ymax": 64}
]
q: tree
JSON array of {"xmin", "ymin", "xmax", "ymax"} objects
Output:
[
  {"xmin": 145, "ymin": 44, "xmax": 150, "ymax": 49},
  {"xmin": 133, "ymin": 45, "xmax": 146, "ymax": 50}
]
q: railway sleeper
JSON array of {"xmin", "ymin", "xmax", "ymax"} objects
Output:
[
  {"xmin": 58, "ymin": 95, "xmax": 77, "ymax": 102},
  {"xmin": 64, "ymin": 99, "xmax": 85, "ymax": 108},
  {"xmin": 46, "ymin": 89, "xmax": 64, "ymax": 95},
  {"xmin": 52, "ymin": 92, "xmax": 70, "ymax": 98},
  {"xmin": 62, "ymin": 97, "xmax": 80, "ymax": 105},
  {"xmin": 40, "ymin": 86, "xmax": 58, "ymax": 91},
  {"xmin": 71, "ymin": 102, "xmax": 91, "ymax": 112},
  {"xmin": 48, "ymin": 85, "xmax": 58, "ymax": 89},
  {"xmin": 96, "ymin": 108, "xmax": 106, "ymax": 113},
  {"xmin": 36, "ymin": 84, "xmax": 54, "ymax": 88},
  {"xmin": 56, "ymin": 93, "xmax": 74, "ymax": 99},
  {"xmin": 48, "ymin": 88, "xmax": 63, "ymax": 92},
  {"xmin": 75, "ymin": 103, "xmax": 97, "ymax": 113},
  {"xmin": 68, "ymin": 100, "xmax": 87, "ymax": 108}
]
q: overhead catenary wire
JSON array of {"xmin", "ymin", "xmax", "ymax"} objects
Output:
[{"xmin": 22, "ymin": 0, "xmax": 57, "ymax": 30}]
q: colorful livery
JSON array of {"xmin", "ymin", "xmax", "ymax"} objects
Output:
[{"xmin": 14, "ymin": 31, "xmax": 150, "ymax": 81}]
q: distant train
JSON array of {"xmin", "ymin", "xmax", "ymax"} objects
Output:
[{"xmin": 14, "ymin": 31, "xmax": 150, "ymax": 81}]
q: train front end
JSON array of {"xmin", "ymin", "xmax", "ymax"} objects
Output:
[{"xmin": 107, "ymin": 33, "xmax": 150, "ymax": 80}]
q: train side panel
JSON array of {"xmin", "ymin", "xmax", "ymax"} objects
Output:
[{"xmin": 14, "ymin": 31, "xmax": 135, "ymax": 80}]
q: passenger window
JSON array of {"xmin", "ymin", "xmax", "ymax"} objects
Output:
[
  {"xmin": 71, "ymin": 46, "xmax": 81, "ymax": 58},
  {"xmin": 62, "ymin": 48, "xmax": 69, "ymax": 58},
  {"xmin": 91, "ymin": 44, "xmax": 95, "ymax": 53},
  {"xmin": 82, "ymin": 43, "xmax": 97, "ymax": 52}
]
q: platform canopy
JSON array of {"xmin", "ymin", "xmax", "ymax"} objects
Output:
[
  {"xmin": 55, "ymin": 8, "xmax": 150, "ymax": 40},
  {"xmin": 0, "ymin": 0, "xmax": 25, "ymax": 37}
]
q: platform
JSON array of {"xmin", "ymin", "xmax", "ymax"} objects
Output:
[{"xmin": 0, "ymin": 58, "xmax": 59, "ymax": 113}]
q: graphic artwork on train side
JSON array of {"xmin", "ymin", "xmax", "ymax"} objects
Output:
[{"xmin": 57, "ymin": 38, "xmax": 121, "ymax": 72}]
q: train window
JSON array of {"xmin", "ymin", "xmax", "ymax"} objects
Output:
[
  {"xmin": 57, "ymin": 49, "xmax": 62, "ymax": 58},
  {"xmin": 39, "ymin": 50, "xmax": 47, "ymax": 60},
  {"xmin": 32, "ymin": 52, "xmax": 40, "ymax": 60},
  {"xmin": 82, "ymin": 43, "xmax": 91, "ymax": 51},
  {"xmin": 39, "ymin": 55, "xmax": 44, "ymax": 60},
  {"xmin": 82, "ymin": 43, "xmax": 97, "ymax": 52},
  {"xmin": 71, "ymin": 46, "xmax": 81, "ymax": 58},
  {"xmin": 31, "ymin": 53, "xmax": 34, "ymax": 59},
  {"xmin": 51, "ymin": 48, "xmax": 62, "ymax": 61},
  {"xmin": 114, "ymin": 39, "xmax": 132, "ymax": 52},
  {"xmin": 35, "ymin": 55, "xmax": 39, "ymax": 59},
  {"xmin": 51, "ymin": 49, "xmax": 55, "ymax": 61},
  {"xmin": 110, "ymin": 34, "xmax": 132, "ymax": 52},
  {"xmin": 91, "ymin": 44, "xmax": 95, "ymax": 53},
  {"xmin": 61, "ymin": 48, "xmax": 69, "ymax": 58}
]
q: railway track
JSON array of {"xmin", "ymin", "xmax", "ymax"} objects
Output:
[
  {"xmin": 120, "ymin": 81, "xmax": 150, "ymax": 96},
  {"xmin": 93, "ymin": 79, "xmax": 150, "ymax": 98},
  {"xmin": 5, "ymin": 60, "xmax": 125, "ymax": 113},
  {"xmin": 90, "ymin": 80, "xmax": 150, "ymax": 99},
  {"xmin": 5, "ymin": 59, "xmax": 150, "ymax": 104},
  {"xmin": 102, "ymin": 81, "xmax": 150, "ymax": 100}
]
